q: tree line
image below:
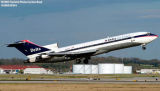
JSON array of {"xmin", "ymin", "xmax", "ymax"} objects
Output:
[{"xmin": 0, "ymin": 56, "xmax": 159, "ymax": 73}]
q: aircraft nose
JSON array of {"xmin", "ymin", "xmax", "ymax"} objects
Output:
[
  {"xmin": 150, "ymin": 34, "xmax": 158, "ymax": 41},
  {"xmin": 153, "ymin": 34, "xmax": 158, "ymax": 38}
]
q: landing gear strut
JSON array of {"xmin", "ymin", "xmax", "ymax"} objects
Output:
[{"xmin": 76, "ymin": 59, "xmax": 81, "ymax": 64}]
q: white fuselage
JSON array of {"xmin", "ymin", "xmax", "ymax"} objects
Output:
[{"xmin": 54, "ymin": 32, "xmax": 157, "ymax": 54}]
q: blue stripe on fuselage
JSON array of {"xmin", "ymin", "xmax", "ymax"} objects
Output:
[{"xmin": 59, "ymin": 33, "xmax": 156, "ymax": 53}]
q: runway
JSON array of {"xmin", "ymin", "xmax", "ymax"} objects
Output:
[
  {"xmin": 1, "ymin": 77, "xmax": 160, "ymax": 84},
  {"xmin": 0, "ymin": 80, "xmax": 160, "ymax": 84}
]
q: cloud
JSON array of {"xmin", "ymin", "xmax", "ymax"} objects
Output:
[
  {"xmin": 146, "ymin": 9, "xmax": 160, "ymax": 12},
  {"xmin": 140, "ymin": 15, "xmax": 160, "ymax": 19}
]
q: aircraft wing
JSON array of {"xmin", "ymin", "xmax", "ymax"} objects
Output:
[{"xmin": 46, "ymin": 50, "xmax": 97, "ymax": 57}]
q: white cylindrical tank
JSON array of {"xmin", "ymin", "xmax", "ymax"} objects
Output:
[
  {"xmin": 115, "ymin": 64, "xmax": 124, "ymax": 74},
  {"xmin": 98, "ymin": 63, "xmax": 115, "ymax": 74},
  {"xmin": 73, "ymin": 64, "xmax": 84, "ymax": 74},
  {"xmin": 91, "ymin": 65, "xmax": 98, "ymax": 74},
  {"xmin": 84, "ymin": 65, "xmax": 92, "ymax": 74},
  {"xmin": 124, "ymin": 66, "xmax": 132, "ymax": 74},
  {"xmin": 0, "ymin": 69, "xmax": 3, "ymax": 74}
]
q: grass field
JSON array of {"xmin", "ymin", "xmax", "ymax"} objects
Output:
[
  {"xmin": 0, "ymin": 83, "xmax": 160, "ymax": 91},
  {"xmin": 0, "ymin": 74, "xmax": 160, "ymax": 91},
  {"xmin": 0, "ymin": 74, "xmax": 159, "ymax": 80}
]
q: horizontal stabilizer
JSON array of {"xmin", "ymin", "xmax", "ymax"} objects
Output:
[{"xmin": 7, "ymin": 41, "xmax": 25, "ymax": 47}]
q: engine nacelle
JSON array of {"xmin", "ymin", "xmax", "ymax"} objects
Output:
[
  {"xmin": 25, "ymin": 55, "xmax": 50, "ymax": 63},
  {"xmin": 41, "ymin": 55, "xmax": 50, "ymax": 59}
]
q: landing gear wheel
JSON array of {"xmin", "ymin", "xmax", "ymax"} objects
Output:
[
  {"xmin": 83, "ymin": 59, "xmax": 89, "ymax": 64},
  {"xmin": 142, "ymin": 46, "xmax": 146, "ymax": 50}
]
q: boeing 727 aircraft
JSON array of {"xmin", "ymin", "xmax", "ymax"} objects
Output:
[{"xmin": 7, "ymin": 32, "xmax": 158, "ymax": 64}]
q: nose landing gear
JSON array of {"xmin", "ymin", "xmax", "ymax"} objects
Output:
[{"xmin": 141, "ymin": 44, "xmax": 146, "ymax": 50}]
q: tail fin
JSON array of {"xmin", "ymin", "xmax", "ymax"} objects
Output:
[{"xmin": 7, "ymin": 40, "xmax": 50, "ymax": 56}]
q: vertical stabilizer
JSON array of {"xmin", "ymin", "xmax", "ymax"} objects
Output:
[{"xmin": 7, "ymin": 40, "xmax": 50, "ymax": 56}]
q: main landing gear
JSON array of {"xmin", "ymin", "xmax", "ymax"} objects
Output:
[{"xmin": 75, "ymin": 57, "xmax": 90, "ymax": 64}]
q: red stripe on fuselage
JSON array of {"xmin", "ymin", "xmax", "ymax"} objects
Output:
[{"xmin": 138, "ymin": 35, "xmax": 158, "ymax": 38}]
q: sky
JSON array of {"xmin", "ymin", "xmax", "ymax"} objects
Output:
[{"xmin": 0, "ymin": 0, "xmax": 159, "ymax": 59}]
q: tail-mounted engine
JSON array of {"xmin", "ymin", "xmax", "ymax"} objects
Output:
[{"xmin": 25, "ymin": 55, "xmax": 50, "ymax": 63}]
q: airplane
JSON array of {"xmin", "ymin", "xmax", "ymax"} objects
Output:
[{"xmin": 7, "ymin": 32, "xmax": 158, "ymax": 64}]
